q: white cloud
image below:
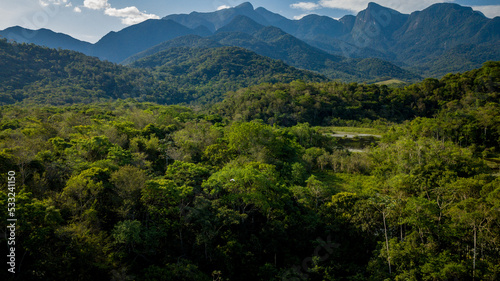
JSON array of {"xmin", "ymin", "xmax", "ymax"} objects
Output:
[
  {"xmin": 293, "ymin": 13, "xmax": 311, "ymax": 20},
  {"xmin": 104, "ymin": 6, "xmax": 160, "ymax": 25},
  {"xmin": 74, "ymin": 6, "xmax": 81, "ymax": 13},
  {"xmin": 217, "ymin": 5, "xmax": 231, "ymax": 11},
  {"xmin": 318, "ymin": 0, "xmax": 455, "ymax": 14},
  {"xmin": 83, "ymin": 0, "xmax": 109, "ymax": 10},
  {"xmin": 291, "ymin": 2, "xmax": 320, "ymax": 11},
  {"xmin": 39, "ymin": 0, "xmax": 69, "ymax": 7},
  {"xmin": 82, "ymin": 0, "xmax": 159, "ymax": 25},
  {"xmin": 471, "ymin": 5, "xmax": 500, "ymax": 18}
]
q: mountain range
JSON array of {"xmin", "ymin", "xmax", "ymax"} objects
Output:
[{"xmin": 1, "ymin": 2, "xmax": 499, "ymax": 80}]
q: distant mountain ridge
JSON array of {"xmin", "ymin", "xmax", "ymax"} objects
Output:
[
  {"xmin": 124, "ymin": 15, "xmax": 417, "ymax": 82},
  {"xmin": 0, "ymin": 26, "xmax": 92, "ymax": 54},
  {"xmin": 92, "ymin": 19, "xmax": 211, "ymax": 62},
  {"xmin": 161, "ymin": 2, "xmax": 500, "ymax": 76},
  {"xmin": 1, "ymin": 2, "xmax": 498, "ymax": 78}
]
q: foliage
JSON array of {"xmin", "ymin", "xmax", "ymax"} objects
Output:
[
  {"xmin": 0, "ymin": 40, "xmax": 325, "ymax": 106},
  {"xmin": 0, "ymin": 55, "xmax": 499, "ymax": 280}
]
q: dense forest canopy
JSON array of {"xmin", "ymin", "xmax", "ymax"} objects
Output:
[{"xmin": 0, "ymin": 37, "xmax": 499, "ymax": 280}]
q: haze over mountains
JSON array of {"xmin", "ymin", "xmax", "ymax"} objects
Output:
[{"xmin": 1, "ymin": 2, "xmax": 499, "ymax": 79}]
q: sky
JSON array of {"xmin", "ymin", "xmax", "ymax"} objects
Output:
[{"xmin": 1, "ymin": 0, "xmax": 499, "ymax": 43}]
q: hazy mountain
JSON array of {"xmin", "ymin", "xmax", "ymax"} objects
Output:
[
  {"xmin": 0, "ymin": 26, "xmax": 92, "ymax": 54},
  {"xmin": 254, "ymin": 6, "xmax": 293, "ymax": 31},
  {"xmin": 393, "ymin": 3, "xmax": 490, "ymax": 48},
  {"xmin": 216, "ymin": 15, "xmax": 265, "ymax": 34},
  {"xmin": 127, "ymin": 15, "xmax": 417, "ymax": 82},
  {"xmin": 164, "ymin": 2, "xmax": 348, "ymax": 44},
  {"xmin": 293, "ymin": 15, "xmax": 346, "ymax": 40},
  {"xmin": 160, "ymin": 2, "xmax": 499, "ymax": 76},
  {"xmin": 92, "ymin": 19, "xmax": 211, "ymax": 62},
  {"xmin": 333, "ymin": 3, "xmax": 499, "ymax": 75},
  {"xmin": 341, "ymin": 2, "xmax": 408, "ymax": 57},
  {"xmin": 163, "ymin": 2, "xmax": 270, "ymax": 32}
]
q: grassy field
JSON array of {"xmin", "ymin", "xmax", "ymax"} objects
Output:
[
  {"xmin": 375, "ymin": 79, "xmax": 409, "ymax": 86},
  {"xmin": 317, "ymin": 126, "xmax": 385, "ymax": 136},
  {"xmin": 313, "ymin": 171, "xmax": 379, "ymax": 196}
]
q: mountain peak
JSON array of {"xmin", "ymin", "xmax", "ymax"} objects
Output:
[
  {"xmin": 352, "ymin": 1, "xmax": 409, "ymax": 38},
  {"xmin": 363, "ymin": 2, "xmax": 405, "ymax": 15},
  {"xmin": 367, "ymin": 2, "xmax": 383, "ymax": 9},
  {"xmin": 423, "ymin": 2, "xmax": 475, "ymax": 14},
  {"xmin": 235, "ymin": 2, "xmax": 254, "ymax": 11}
]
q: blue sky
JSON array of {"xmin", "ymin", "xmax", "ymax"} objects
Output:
[{"xmin": 1, "ymin": 0, "xmax": 499, "ymax": 43}]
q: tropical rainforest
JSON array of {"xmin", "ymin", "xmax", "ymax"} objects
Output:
[{"xmin": 0, "ymin": 39, "xmax": 500, "ymax": 281}]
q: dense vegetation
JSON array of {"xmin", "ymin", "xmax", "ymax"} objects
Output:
[
  {"xmin": 0, "ymin": 40, "xmax": 324, "ymax": 106},
  {"xmin": 1, "ymin": 58, "xmax": 499, "ymax": 280},
  {"xmin": 128, "ymin": 46, "xmax": 327, "ymax": 103},
  {"xmin": 0, "ymin": 39, "xmax": 179, "ymax": 105},
  {"xmin": 215, "ymin": 61, "xmax": 500, "ymax": 134}
]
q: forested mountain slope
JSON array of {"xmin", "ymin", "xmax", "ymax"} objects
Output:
[
  {"xmin": 125, "ymin": 15, "xmax": 418, "ymax": 82},
  {"xmin": 129, "ymin": 46, "xmax": 327, "ymax": 103},
  {"xmin": 0, "ymin": 39, "xmax": 325, "ymax": 105}
]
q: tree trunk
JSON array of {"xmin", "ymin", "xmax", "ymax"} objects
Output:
[
  {"xmin": 383, "ymin": 212, "xmax": 391, "ymax": 275},
  {"xmin": 473, "ymin": 226, "xmax": 477, "ymax": 279}
]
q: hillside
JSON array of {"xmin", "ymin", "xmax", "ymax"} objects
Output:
[
  {"xmin": 130, "ymin": 47, "xmax": 327, "ymax": 102},
  {"xmin": 121, "ymin": 35, "xmax": 222, "ymax": 65},
  {"xmin": 213, "ymin": 61, "xmax": 500, "ymax": 129},
  {"xmin": 0, "ymin": 39, "xmax": 325, "ymax": 105},
  {"xmin": 0, "ymin": 39, "xmax": 178, "ymax": 105},
  {"xmin": 129, "ymin": 46, "xmax": 327, "ymax": 103},
  {"xmin": 126, "ymin": 16, "xmax": 418, "ymax": 82},
  {"xmin": 92, "ymin": 19, "xmax": 212, "ymax": 63}
]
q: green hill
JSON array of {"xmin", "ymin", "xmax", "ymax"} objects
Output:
[
  {"xmin": 129, "ymin": 46, "xmax": 327, "ymax": 103},
  {"xmin": 0, "ymin": 39, "xmax": 181, "ymax": 105},
  {"xmin": 0, "ymin": 39, "xmax": 325, "ymax": 105}
]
